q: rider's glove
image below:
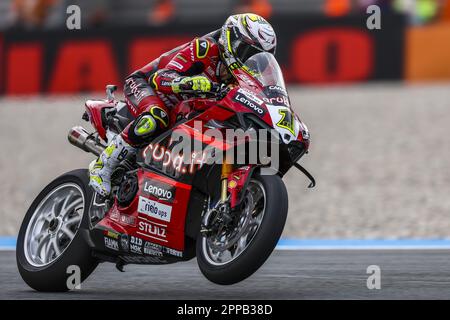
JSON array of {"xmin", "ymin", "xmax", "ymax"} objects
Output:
[{"xmin": 171, "ymin": 76, "xmax": 212, "ymax": 94}]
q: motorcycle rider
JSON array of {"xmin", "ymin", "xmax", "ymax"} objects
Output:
[{"xmin": 89, "ymin": 13, "xmax": 277, "ymax": 196}]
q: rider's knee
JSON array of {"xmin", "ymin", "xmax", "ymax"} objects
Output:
[{"xmin": 123, "ymin": 106, "xmax": 169, "ymax": 146}]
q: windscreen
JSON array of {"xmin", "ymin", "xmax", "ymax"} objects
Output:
[{"xmin": 243, "ymin": 52, "xmax": 287, "ymax": 89}]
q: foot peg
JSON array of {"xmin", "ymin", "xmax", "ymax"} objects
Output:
[{"xmin": 116, "ymin": 259, "xmax": 125, "ymax": 272}]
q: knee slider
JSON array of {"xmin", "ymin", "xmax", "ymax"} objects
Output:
[
  {"xmin": 134, "ymin": 114, "xmax": 157, "ymax": 136},
  {"xmin": 127, "ymin": 112, "xmax": 157, "ymax": 145}
]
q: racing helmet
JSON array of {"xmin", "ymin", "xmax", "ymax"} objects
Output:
[{"xmin": 218, "ymin": 13, "xmax": 277, "ymax": 71}]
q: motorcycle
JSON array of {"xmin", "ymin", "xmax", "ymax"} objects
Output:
[{"xmin": 16, "ymin": 52, "xmax": 314, "ymax": 291}]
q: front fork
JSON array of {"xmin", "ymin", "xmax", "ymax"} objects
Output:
[
  {"xmin": 201, "ymin": 163, "xmax": 254, "ymax": 235},
  {"xmin": 220, "ymin": 163, "xmax": 233, "ymax": 203}
]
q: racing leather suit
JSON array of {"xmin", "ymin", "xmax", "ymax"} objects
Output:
[
  {"xmin": 122, "ymin": 30, "xmax": 223, "ymax": 145},
  {"xmin": 89, "ymin": 30, "xmax": 227, "ymax": 196}
]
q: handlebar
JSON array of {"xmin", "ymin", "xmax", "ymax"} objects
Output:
[{"xmin": 178, "ymin": 83, "xmax": 230, "ymax": 100}]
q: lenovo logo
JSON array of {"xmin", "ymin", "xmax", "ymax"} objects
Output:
[
  {"xmin": 142, "ymin": 180, "xmax": 175, "ymax": 203},
  {"xmin": 234, "ymin": 93, "xmax": 266, "ymax": 116}
]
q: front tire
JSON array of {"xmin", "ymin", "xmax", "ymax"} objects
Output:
[
  {"xmin": 197, "ymin": 173, "xmax": 288, "ymax": 285},
  {"xmin": 16, "ymin": 169, "xmax": 98, "ymax": 292}
]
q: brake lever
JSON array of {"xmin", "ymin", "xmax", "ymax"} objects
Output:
[
  {"xmin": 215, "ymin": 84, "xmax": 230, "ymax": 100},
  {"xmin": 180, "ymin": 83, "xmax": 228, "ymax": 100}
]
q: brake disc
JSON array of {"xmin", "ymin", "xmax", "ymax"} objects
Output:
[{"xmin": 206, "ymin": 194, "xmax": 254, "ymax": 252}]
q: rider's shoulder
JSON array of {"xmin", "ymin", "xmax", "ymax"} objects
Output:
[{"xmin": 189, "ymin": 30, "xmax": 221, "ymax": 60}]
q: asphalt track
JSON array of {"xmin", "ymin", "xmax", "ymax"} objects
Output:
[{"xmin": 2, "ymin": 250, "xmax": 450, "ymax": 299}]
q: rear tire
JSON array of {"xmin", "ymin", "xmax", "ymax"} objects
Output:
[
  {"xmin": 16, "ymin": 169, "xmax": 98, "ymax": 292},
  {"xmin": 196, "ymin": 172, "xmax": 288, "ymax": 285}
]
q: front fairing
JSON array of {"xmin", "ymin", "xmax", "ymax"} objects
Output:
[{"xmin": 229, "ymin": 52, "xmax": 310, "ymax": 147}]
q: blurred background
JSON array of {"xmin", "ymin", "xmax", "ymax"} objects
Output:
[{"xmin": 1, "ymin": 0, "xmax": 450, "ymax": 240}]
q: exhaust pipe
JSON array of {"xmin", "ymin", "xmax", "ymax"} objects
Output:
[{"xmin": 68, "ymin": 126, "xmax": 106, "ymax": 157}]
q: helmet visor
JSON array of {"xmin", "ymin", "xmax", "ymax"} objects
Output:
[{"xmin": 233, "ymin": 40, "xmax": 264, "ymax": 63}]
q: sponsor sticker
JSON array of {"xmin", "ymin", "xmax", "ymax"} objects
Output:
[
  {"xmin": 236, "ymin": 73, "xmax": 258, "ymax": 87},
  {"xmin": 143, "ymin": 241, "xmax": 183, "ymax": 258},
  {"xmin": 104, "ymin": 230, "xmax": 119, "ymax": 239},
  {"xmin": 165, "ymin": 247, "xmax": 183, "ymax": 258},
  {"xmin": 109, "ymin": 207, "xmax": 136, "ymax": 226},
  {"xmin": 144, "ymin": 241, "xmax": 164, "ymax": 257},
  {"xmin": 130, "ymin": 236, "xmax": 143, "ymax": 254},
  {"xmin": 237, "ymin": 88, "xmax": 264, "ymax": 105},
  {"xmin": 137, "ymin": 217, "xmax": 168, "ymax": 242},
  {"xmin": 104, "ymin": 237, "xmax": 119, "ymax": 251},
  {"xmin": 109, "ymin": 207, "xmax": 120, "ymax": 221},
  {"xmin": 142, "ymin": 179, "xmax": 175, "ymax": 203},
  {"xmin": 125, "ymin": 78, "xmax": 147, "ymax": 103},
  {"xmin": 263, "ymin": 86, "xmax": 290, "ymax": 107},
  {"xmin": 205, "ymin": 66, "xmax": 215, "ymax": 78},
  {"xmin": 168, "ymin": 60, "xmax": 184, "ymax": 70},
  {"xmin": 268, "ymin": 85, "xmax": 288, "ymax": 95},
  {"xmin": 189, "ymin": 42, "xmax": 195, "ymax": 61},
  {"xmin": 263, "ymin": 95, "xmax": 289, "ymax": 107},
  {"xmin": 131, "ymin": 236, "xmax": 143, "ymax": 246},
  {"xmin": 234, "ymin": 93, "xmax": 266, "ymax": 117},
  {"xmin": 138, "ymin": 196, "xmax": 172, "ymax": 222},
  {"xmin": 119, "ymin": 214, "xmax": 136, "ymax": 226},
  {"xmin": 120, "ymin": 234, "xmax": 129, "ymax": 252},
  {"xmin": 175, "ymin": 54, "xmax": 188, "ymax": 63},
  {"xmin": 160, "ymin": 80, "xmax": 173, "ymax": 87}
]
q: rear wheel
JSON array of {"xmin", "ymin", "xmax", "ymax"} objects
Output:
[
  {"xmin": 196, "ymin": 172, "xmax": 288, "ymax": 285},
  {"xmin": 16, "ymin": 169, "xmax": 98, "ymax": 292}
]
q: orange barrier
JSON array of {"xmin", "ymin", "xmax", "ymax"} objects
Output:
[{"xmin": 406, "ymin": 22, "xmax": 450, "ymax": 81}]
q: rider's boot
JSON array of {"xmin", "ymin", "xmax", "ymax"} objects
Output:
[{"xmin": 89, "ymin": 134, "xmax": 136, "ymax": 196}]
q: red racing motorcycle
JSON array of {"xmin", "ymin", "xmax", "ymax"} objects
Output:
[{"xmin": 17, "ymin": 52, "xmax": 314, "ymax": 291}]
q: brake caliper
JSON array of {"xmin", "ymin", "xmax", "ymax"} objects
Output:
[{"xmin": 227, "ymin": 165, "xmax": 253, "ymax": 209}]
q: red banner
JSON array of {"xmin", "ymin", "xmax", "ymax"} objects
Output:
[{"xmin": 0, "ymin": 15, "xmax": 405, "ymax": 95}]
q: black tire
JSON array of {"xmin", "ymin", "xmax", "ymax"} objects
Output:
[
  {"xmin": 16, "ymin": 169, "xmax": 98, "ymax": 292},
  {"xmin": 196, "ymin": 173, "xmax": 288, "ymax": 285}
]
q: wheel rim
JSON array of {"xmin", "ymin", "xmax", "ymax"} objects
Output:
[
  {"xmin": 24, "ymin": 183, "xmax": 85, "ymax": 267},
  {"xmin": 202, "ymin": 179, "xmax": 266, "ymax": 266}
]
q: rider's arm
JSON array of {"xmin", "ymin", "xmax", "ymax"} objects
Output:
[
  {"xmin": 123, "ymin": 62, "xmax": 160, "ymax": 114},
  {"xmin": 149, "ymin": 38, "xmax": 218, "ymax": 94},
  {"xmin": 124, "ymin": 37, "xmax": 217, "ymax": 113}
]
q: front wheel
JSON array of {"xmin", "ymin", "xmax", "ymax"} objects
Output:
[
  {"xmin": 197, "ymin": 172, "xmax": 288, "ymax": 285},
  {"xmin": 16, "ymin": 169, "xmax": 98, "ymax": 292}
]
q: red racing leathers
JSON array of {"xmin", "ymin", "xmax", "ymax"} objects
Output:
[{"xmin": 122, "ymin": 30, "xmax": 223, "ymax": 146}]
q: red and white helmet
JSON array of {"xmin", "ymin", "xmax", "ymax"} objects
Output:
[{"xmin": 219, "ymin": 13, "xmax": 277, "ymax": 70}]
